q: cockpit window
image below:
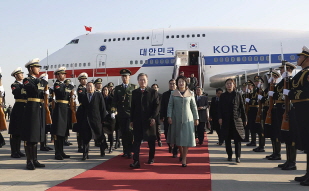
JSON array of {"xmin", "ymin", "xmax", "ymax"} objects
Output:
[{"xmin": 67, "ymin": 39, "xmax": 79, "ymax": 45}]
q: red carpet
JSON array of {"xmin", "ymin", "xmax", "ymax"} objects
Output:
[{"xmin": 48, "ymin": 135, "xmax": 211, "ymax": 191}]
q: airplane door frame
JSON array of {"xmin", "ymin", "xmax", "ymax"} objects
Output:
[
  {"xmin": 151, "ymin": 29, "xmax": 164, "ymax": 46},
  {"xmin": 96, "ymin": 54, "xmax": 107, "ymax": 74}
]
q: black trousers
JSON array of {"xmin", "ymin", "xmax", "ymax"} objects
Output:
[
  {"xmin": 197, "ymin": 122, "xmax": 205, "ymax": 143},
  {"xmin": 155, "ymin": 115, "xmax": 161, "ymax": 142},
  {"xmin": 81, "ymin": 124, "xmax": 106, "ymax": 146},
  {"xmin": 119, "ymin": 117, "xmax": 133, "ymax": 155},
  {"xmin": 225, "ymin": 138, "xmax": 241, "ymax": 158},
  {"xmin": 211, "ymin": 119, "xmax": 223, "ymax": 143},
  {"xmin": 133, "ymin": 137, "xmax": 155, "ymax": 161}
]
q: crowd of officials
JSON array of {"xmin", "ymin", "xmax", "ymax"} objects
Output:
[{"xmin": 0, "ymin": 46, "xmax": 309, "ymax": 186}]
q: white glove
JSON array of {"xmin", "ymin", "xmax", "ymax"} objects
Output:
[
  {"xmin": 268, "ymin": 77, "xmax": 273, "ymax": 83},
  {"xmin": 245, "ymin": 98, "xmax": 250, "ymax": 103},
  {"xmin": 283, "ymin": 89, "xmax": 290, "ymax": 96},
  {"xmin": 0, "ymin": 86, "xmax": 4, "ymax": 93},
  {"xmin": 258, "ymin": 95, "xmax": 263, "ymax": 100},
  {"xmin": 281, "ymin": 72, "xmax": 288, "ymax": 79},
  {"xmin": 40, "ymin": 73, "xmax": 49, "ymax": 81},
  {"xmin": 268, "ymin": 91, "xmax": 274, "ymax": 97},
  {"xmin": 50, "ymin": 85, "xmax": 54, "ymax": 90},
  {"xmin": 73, "ymin": 90, "xmax": 77, "ymax": 95},
  {"xmin": 45, "ymin": 90, "xmax": 49, "ymax": 95},
  {"xmin": 246, "ymin": 89, "xmax": 251, "ymax": 93},
  {"xmin": 111, "ymin": 113, "xmax": 115, "ymax": 119},
  {"xmin": 257, "ymin": 83, "xmax": 261, "ymax": 88}
]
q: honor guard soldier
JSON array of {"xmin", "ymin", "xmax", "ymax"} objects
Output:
[
  {"xmin": 9, "ymin": 67, "xmax": 27, "ymax": 158},
  {"xmin": 264, "ymin": 70, "xmax": 281, "ymax": 161},
  {"xmin": 244, "ymin": 79, "xmax": 257, "ymax": 145},
  {"xmin": 252, "ymin": 76, "xmax": 265, "ymax": 152},
  {"xmin": 111, "ymin": 69, "xmax": 137, "ymax": 158},
  {"xmin": 22, "ymin": 58, "xmax": 48, "ymax": 170},
  {"xmin": 73, "ymin": 72, "xmax": 88, "ymax": 153},
  {"xmin": 107, "ymin": 82, "xmax": 115, "ymax": 97},
  {"xmin": 94, "ymin": 78, "xmax": 103, "ymax": 92},
  {"xmin": 285, "ymin": 46, "xmax": 309, "ymax": 186},
  {"xmin": 50, "ymin": 67, "xmax": 74, "ymax": 160}
]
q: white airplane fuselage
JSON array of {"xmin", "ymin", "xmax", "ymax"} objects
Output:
[{"xmin": 40, "ymin": 27, "xmax": 309, "ymax": 95}]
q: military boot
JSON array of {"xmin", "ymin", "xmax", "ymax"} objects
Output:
[
  {"xmin": 54, "ymin": 136, "xmax": 63, "ymax": 160},
  {"xmin": 282, "ymin": 145, "xmax": 297, "ymax": 170},
  {"xmin": 10, "ymin": 135, "xmax": 20, "ymax": 158},
  {"xmin": 60, "ymin": 136, "xmax": 70, "ymax": 158},
  {"xmin": 24, "ymin": 143, "xmax": 35, "ymax": 170},
  {"xmin": 266, "ymin": 139, "xmax": 275, "ymax": 159},
  {"xmin": 296, "ymin": 153, "xmax": 309, "ymax": 183},
  {"xmin": 33, "ymin": 144, "xmax": 45, "ymax": 168},
  {"xmin": 82, "ymin": 143, "xmax": 89, "ymax": 160},
  {"xmin": 269, "ymin": 141, "xmax": 281, "ymax": 160},
  {"xmin": 16, "ymin": 136, "xmax": 25, "ymax": 157},
  {"xmin": 77, "ymin": 133, "xmax": 83, "ymax": 153}
]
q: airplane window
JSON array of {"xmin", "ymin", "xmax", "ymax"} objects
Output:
[
  {"xmin": 145, "ymin": 60, "xmax": 148, "ymax": 64},
  {"xmin": 165, "ymin": 59, "xmax": 169, "ymax": 64},
  {"xmin": 254, "ymin": 56, "xmax": 258, "ymax": 61},
  {"xmin": 127, "ymin": 37, "xmax": 130, "ymax": 40},
  {"xmin": 166, "ymin": 36, "xmax": 169, "ymax": 39},
  {"xmin": 142, "ymin": 37, "xmax": 145, "ymax": 40},
  {"xmin": 102, "ymin": 62, "xmax": 105, "ymax": 66},
  {"xmin": 146, "ymin": 36, "xmax": 149, "ymax": 39},
  {"xmin": 160, "ymin": 59, "xmax": 164, "ymax": 64},
  {"xmin": 260, "ymin": 56, "xmax": 264, "ymax": 61},
  {"xmin": 54, "ymin": 65, "xmax": 56, "ymax": 68},
  {"xmin": 248, "ymin": 56, "xmax": 252, "ymax": 61},
  {"xmin": 197, "ymin": 34, "xmax": 200, "ymax": 37},
  {"xmin": 130, "ymin": 61, "xmax": 133, "ymax": 65},
  {"xmin": 290, "ymin": 55, "xmax": 295, "ymax": 60},
  {"xmin": 231, "ymin": 57, "xmax": 235, "ymax": 62},
  {"xmin": 99, "ymin": 62, "xmax": 101, "ymax": 67},
  {"xmin": 202, "ymin": 34, "xmax": 206, "ymax": 37},
  {"xmin": 219, "ymin": 57, "xmax": 223, "ymax": 62},
  {"xmin": 79, "ymin": 63, "xmax": 81, "ymax": 67},
  {"xmin": 137, "ymin": 37, "xmax": 140, "ymax": 40},
  {"xmin": 171, "ymin": 35, "xmax": 174, "ymax": 38},
  {"xmin": 88, "ymin": 62, "xmax": 91, "ymax": 66},
  {"xmin": 150, "ymin": 60, "xmax": 153, "ymax": 64},
  {"xmin": 225, "ymin": 57, "xmax": 229, "ymax": 62},
  {"xmin": 70, "ymin": 63, "xmax": 73, "ymax": 67},
  {"xmin": 122, "ymin": 38, "xmax": 125, "ymax": 41},
  {"xmin": 51, "ymin": 65, "xmax": 53, "ymax": 69},
  {"xmin": 140, "ymin": 60, "xmax": 143, "ymax": 64},
  {"xmin": 66, "ymin": 64, "xmax": 69, "ymax": 68},
  {"xmin": 75, "ymin": 63, "xmax": 77, "ymax": 67},
  {"xmin": 104, "ymin": 39, "xmax": 107, "ymax": 42},
  {"xmin": 266, "ymin": 56, "xmax": 269, "ymax": 61},
  {"xmin": 118, "ymin": 38, "xmax": 120, "ymax": 41},
  {"xmin": 83, "ymin": 63, "xmax": 86, "ymax": 66},
  {"xmin": 62, "ymin": 64, "xmax": 65, "ymax": 66},
  {"xmin": 135, "ymin": 60, "xmax": 138, "ymax": 64},
  {"xmin": 242, "ymin": 57, "xmax": 246, "ymax": 61},
  {"xmin": 237, "ymin": 57, "xmax": 241, "ymax": 62},
  {"xmin": 132, "ymin": 37, "xmax": 135, "ymax": 40},
  {"xmin": 58, "ymin": 64, "xmax": 61, "ymax": 68},
  {"xmin": 181, "ymin": 35, "xmax": 184, "ymax": 38},
  {"xmin": 187, "ymin": 34, "xmax": 190, "ymax": 38},
  {"xmin": 176, "ymin": 35, "xmax": 179, "ymax": 38},
  {"xmin": 155, "ymin": 59, "xmax": 159, "ymax": 64},
  {"xmin": 108, "ymin": 39, "xmax": 111, "ymax": 42},
  {"xmin": 171, "ymin": 59, "xmax": 175, "ymax": 64},
  {"xmin": 113, "ymin": 38, "xmax": 116, "ymax": 41},
  {"xmin": 192, "ymin": 34, "xmax": 195, "ymax": 37},
  {"xmin": 214, "ymin": 58, "xmax": 218, "ymax": 62}
]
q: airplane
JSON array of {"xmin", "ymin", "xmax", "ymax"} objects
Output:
[{"xmin": 39, "ymin": 27, "xmax": 308, "ymax": 96}]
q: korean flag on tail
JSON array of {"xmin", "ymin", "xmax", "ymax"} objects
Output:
[{"xmin": 189, "ymin": 43, "xmax": 198, "ymax": 49}]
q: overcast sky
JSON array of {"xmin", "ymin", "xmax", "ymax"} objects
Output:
[{"xmin": 0, "ymin": 0, "xmax": 307, "ymax": 104}]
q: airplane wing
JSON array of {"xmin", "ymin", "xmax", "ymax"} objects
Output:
[{"xmin": 209, "ymin": 64, "xmax": 282, "ymax": 88}]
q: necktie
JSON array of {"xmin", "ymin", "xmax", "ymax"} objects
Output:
[
  {"xmin": 216, "ymin": 97, "xmax": 219, "ymax": 102},
  {"xmin": 89, "ymin": 93, "xmax": 92, "ymax": 102},
  {"xmin": 141, "ymin": 90, "xmax": 144, "ymax": 93},
  {"xmin": 124, "ymin": 84, "xmax": 127, "ymax": 89}
]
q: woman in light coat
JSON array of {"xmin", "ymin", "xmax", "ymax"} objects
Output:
[{"xmin": 167, "ymin": 76, "xmax": 199, "ymax": 167}]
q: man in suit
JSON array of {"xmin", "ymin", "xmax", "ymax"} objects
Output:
[
  {"xmin": 130, "ymin": 73, "xmax": 160, "ymax": 168},
  {"xmin": 111, "ymin": 69, "xmax": 137, "ymax": 158},
  {"xmin": 160, "ymin": 79, "xmax": 178, "ymax": 156},
  {"xmin": 195, "ymin": 87, "xmax": 208, "ymax": 145},
  {"xmin": 79, "ymin": 82, "xmax": 107, "ymax": 160},
  {"xmin": 151, "ymin": 83, "xmax": 162, "ymax": 147},
  {"xmin": 209, "ymin": 88, "xmax": 223, "ymax": 145}
]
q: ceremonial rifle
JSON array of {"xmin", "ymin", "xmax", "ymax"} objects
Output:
[
  {"xmin": 44, "ymin": 50, "xmax": 52, "ymax": 125},
  {"xmin": 281, "ymin": 61, "xmax": 290, "ymax": 131},
  {"xmin": 265, "ymin": 67, "xmax": 274, "ymax": 125},
  {"xmin": 255, "ymin": 63, "xmax": 263, "ymax": 123},
  {"xmin": 70, "ymin": 83, "xmax": 77, "ymax": 124}
]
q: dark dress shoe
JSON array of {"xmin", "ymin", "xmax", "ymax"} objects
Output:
[
  {"xmin": 182, "ymin": 164, "xmax": 187, "ymax": 167},
  {"xmin": 246, "ymin": 142, "xmax": 256, "ymax": 146},
  {"xmin": 243, "ymin": 139, "xmax": 249, "ymax": 142},
  {"xmin": 254, "ymin": 147, "xmax": 265, "ymax": 152},
  {"xmin": 127, "ymin": 154, "xmax": 132, "ymax": 159},
  {"xmin": 82, "ymin": 154, "xmax": 89, "ymax": 161},
  {"xmin": 64, "ymin": 141, "xmax": 71, "ymax": 146},
  {"xmin": 281, "ymin": 162, "xmax": 296, "ymax": 170},
  {"xmin": 40, "ymin": 147, "xmax": 50, "ymax": 151},
  {"xmin": 227, "ymin": 157, "xmax": 232, "ymax": 161},
  {"xmin": 168, "ymin": 147, "xmax": 172, "ymax": 153},
  {"xmin": 172, "ymin": 154, "xmax": 177, "ymax": 158},
  {"xmin": 300, "ymin": 177, "xmax": 309, "ymax": 186},
  {"xmin": 265, "ymin": 154, "xmax": 274, "ymax": 159},
  {"xmin": 55, "ymin": 154, "xmax": 64, "ymax": 160},
  {"xmin": 198, "ymin": 141, "xmax": 203, "ymax": 145},
  {"xmin": 236, "ymin": 157, "xmax": 240, "ymax": 163},
  {"xmin": 122, "ymin": 153, "xmax": 128, "ymax": 157},
  {"xmin": 207, "ymin": 132, "xmax": 213, "ymax": 134},
  {"xmin": 148, "ymin": 159, "xmax": 154, "ymax": 164},
  {"xmin": 78, "ymin": 148, "xmax": 83, "ymax": 153},
  {"xmin": 109, "ymin": 149, "xmax": 113, "ymax": 154},
  {"xmin": 130, "ymin": 161, "xmax": 140, "ymax": 168},
  {"xmin": 179, "ymin": 157, "xmax": 182, "ymax": 162},
  {"xmin": 218, "ymin": 142, "xmax": 223, "ymax": 146},
  {"xmin": 46, "ymin": 146, "xmax": 53, "ymax": 150},
  {"xmin": 26, "ymin": 162, "xmax": 35, "ymax": 170},
  {"xmin": 268, "ymin": 155, "xmax": 281, "ymax": 160},
  {"xmin": 295, "ymin": 174, "xmax": 309, "ymax": 182},
  {"xmin": 101, "ymin": 152, "xmax": 106, "ymax": 157},
  {"xmin": 11, "ymin": 152, "xmax": 21, "ymax": 158},
  {"xmin": 278, "ymin": 161, "xmax": 288, "ymax": 168},
  {"xmin": 17, "ymin": 151, "xmax": 26, "ymax": 157},
  {"xmin": 33, "ymin": 160, "xmax": 45, "ymax": 167},
  {"xmin": 158, "ymin": 141, "xmax": 162, "ymax": 147},
  {"xmin": 61, "ymin": 153, "xmax": 70, "ymax": 158}
]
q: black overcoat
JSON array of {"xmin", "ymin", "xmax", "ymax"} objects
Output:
[
  {"xmin": 103, "ymin": 95, "xmax": 115, "ymax": 134},
  {"xmin": 80, "ymin": 92, "xmax": 107, "ymax": 138},
  {"xmin": 73, "ymin": 84, "xmax": 86, "ymax": 132},
  {"xmin": 130, "ymin": 87, "xmax": 159, "ymax": 141},
  {"xmin": 195, "ymin": 95, "xmax": 208, "ymax": 122},
  {"xmin": 9, "ymin": 81, "xmax": 27, "ymax": 135},
  {"xmin": 21, "ymin": 75, "xmax": 48, "ymax": 142},
  {"xmin": 218, "ymin": 91, "xmax": 247, "ymax": 140},
  {"xmin": 160, "ymin": 90, "xmax": 172, "ymax": 119}
]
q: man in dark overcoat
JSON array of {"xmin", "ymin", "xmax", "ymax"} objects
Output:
[
  {"xmin": 209, "ymin": 88, "xmax": 223, "ymax": 145},
  {"xmin": 9, "ymin": 67, "xmax": 26, "ymax": 158},
  {"xmin": 50, "ymin": 67, "xmax": 74, "ymax": 160},
  {"xmin": 79, "ymin": 82, "xmax": 107, "ymax": 160},
  {"xmin": 22, "ymin": 58, "xmax": 48, "ymax": 170},
  {"xmin": 130, "ymin": 73, "xmax": 160, "ymax": 168},
  {"xmin": 151, "ymin": 83, "xmax": 162, "ymax": 147},
  {"xmin": 195, "ymin": 86, "xmax": 208, "ymax": 145}
]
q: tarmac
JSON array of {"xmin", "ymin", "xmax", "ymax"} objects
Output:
[{"xmin": 0, "ymin": 121, "xmax": 308, "ymax": 191}]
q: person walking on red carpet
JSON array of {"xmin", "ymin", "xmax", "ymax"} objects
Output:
[
  {"xmin": 167, "ymin": 76, "xmax": 199, "ymax": 167},
  {"xmin": 130, "ymin": 73, "xmax": 160, "ymax": 168}
]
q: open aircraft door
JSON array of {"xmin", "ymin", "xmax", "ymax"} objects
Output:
[
  {"xmin": 96, "ymin": 54, "xmax": 107, "ymax": 75},
  {"xmin": 198, "ymin": 53, "xmax": 205, "ymax": 89},
  {"xmin": 151, "ymin": 29, "xmax": 164, "ymax": 46}
]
